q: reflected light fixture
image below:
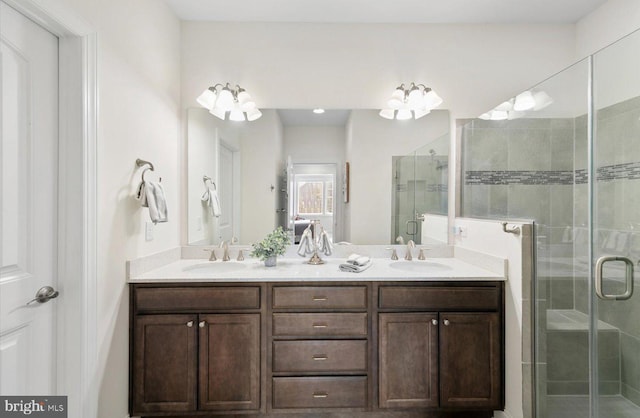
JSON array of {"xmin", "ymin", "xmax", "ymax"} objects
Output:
[
  {"xmin": 196, "ymin": 83, "xmax": 262, "ymax": 121},
  {"xmin": 479, "ymin": 89, "xmax": 553, "ymax": 121},
  {"xmin": 313, "ymin": 108, "xmax": 325, "ymax": 114},
  {"xmin": 379, "ymin": 82, "xmax": 443, "ymax": 120}
]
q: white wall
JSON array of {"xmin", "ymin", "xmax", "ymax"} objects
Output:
[
  {"xmin": 346, "ymin": 109, "xmax": 450, "ymax": 243},
  {"xmin": 239, "ymin": 109, "xmax": 284, "ymax": 244},
  {"xmin": 181, "ymin": 22, "xmax": 576, "ymax": 119},
  {"xmin": 52, "ymin": 0, "xmax": 181, "ymax": 417},
  {"xmin": 453, "ymin": 218, "xmax": 534, "ymax": 418}
]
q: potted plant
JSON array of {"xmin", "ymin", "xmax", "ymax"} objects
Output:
[{"xmin": 250, "ymin": 227, "xmax": 291, "ymax": 267}]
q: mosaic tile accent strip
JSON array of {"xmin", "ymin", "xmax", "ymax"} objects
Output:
[{"xmin": 466, "ymin": 163, "xmax": 640, "ymax": 185}]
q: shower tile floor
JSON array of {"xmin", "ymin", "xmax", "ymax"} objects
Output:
[{"xmin": 547, "ymin": 395, "xmax": 640, "ymax": 418}]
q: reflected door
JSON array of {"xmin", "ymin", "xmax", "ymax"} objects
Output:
[{"xmin": 0, "ymin": 2, "xmax": 59, "ymax": 395}]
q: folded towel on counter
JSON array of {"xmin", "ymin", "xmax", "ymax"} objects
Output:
[
  {"xmin": 346, "ymin": 253, "xmax": 371, "ymax": 266},
  {"xmin": 136, "ymin": 181, "xmax": 168, "ymax": 224},
  {"xmin": 201, "ymin": 185, "xmax": 221, "ymax": 217},
  {"xmin": 339, "ymin": 260, "xmax": 372, "ymax": 273}
]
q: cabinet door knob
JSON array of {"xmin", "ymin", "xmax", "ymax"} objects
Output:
[
  {"xmin": 186, "ymin": 321, "xmax": 194, "ymax": 327},
  {"xmin": 443, "ymin": 319, "xmax": 450, "ymax": 326},
  {"xmin": 199, "ymin": 321, "xmax": 206, "ymax": 328},
  {"xmin": 431, "ymin": 319, "xmax": 438, "ymax": 326}
]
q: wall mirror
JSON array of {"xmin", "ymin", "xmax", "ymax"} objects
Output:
[{"xmin": 186, "ymin": 108, "xmax": 450, "ymax": 246}]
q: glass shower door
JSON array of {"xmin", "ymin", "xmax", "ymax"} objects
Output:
[{"xmin": 591, "ymin": 29, "xmax": 640, "ymax": 418}]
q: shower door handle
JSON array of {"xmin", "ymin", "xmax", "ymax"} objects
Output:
[{"xmin": 595, "ymin": 256, "xmax": 634, "ymax": 300}]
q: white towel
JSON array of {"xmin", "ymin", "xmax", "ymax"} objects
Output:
[
  {"xmin": 339, "ymin": 260, "xmax": 372, "ymax": 273},
  {"xmin": 201, "ymin": 185, "xmax": 221, "ymax": 217},
  {"xmin": 136, "ymin": 181, "xmax": 168, "ymax": 224},
  {"xmin": 320, "ymin": 230, "xmax": 333, "ymax": 256},
  {"xmin": 297, "ymin": 228, "xmax": 312, "ymax": 256},
  {"xmin": 346, "ymin": 253, "xmax": 371, "ymax": 266}
]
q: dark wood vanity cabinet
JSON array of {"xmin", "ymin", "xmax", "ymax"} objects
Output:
[
  {"xmin": 130, "ymin": 285, "xmax": 262, "ymax": 416},
  {"xmin": 378, "ymin": 283, "xmax": 504, "ymax": 412},
  {"xmin": 130, "ymin": 281, "xmax": 503, "ymax": 417}
]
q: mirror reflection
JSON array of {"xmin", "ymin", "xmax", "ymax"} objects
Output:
[{"xmin": 187, "ymin": 108, "xmax": 450, "ymax": 246}]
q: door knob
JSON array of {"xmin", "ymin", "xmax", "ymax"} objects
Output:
[{"xmin": 27, "ymin": 286, "xmax": 59, "ymax": 306}]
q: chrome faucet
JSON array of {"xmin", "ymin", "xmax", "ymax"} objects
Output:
[
  {"xmin": 219, "ymin": 240, "xmax": 231, "ymax": 261},
  {"xmin": 405, "ymin": 240, "xmax": 415, "ymax": 261}
]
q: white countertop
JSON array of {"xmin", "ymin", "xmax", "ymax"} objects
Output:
[{"xmin": 129, "ymin": 256, "xmax": 505, "ymax": 283}]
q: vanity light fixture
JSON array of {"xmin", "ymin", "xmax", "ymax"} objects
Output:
[
  {"xmin": 379, "ymin": 82, "xmax": 443, "ymax": 120},
  {"xmin": 196, "ymin": 83, "xmax": 262, "ymax": 121},
  {"xmin": 479, "ymin": 90, "xmax": 553, "ymax": 121},
  {"xmin": 313, "ymin": 108, "xmax": 325, "ymax": 114}
]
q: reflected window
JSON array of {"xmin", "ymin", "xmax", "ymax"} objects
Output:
[{"xmin": 296, "ymin": 174, "xmax": 333, "ymax": 216}]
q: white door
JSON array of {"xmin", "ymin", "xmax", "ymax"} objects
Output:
[{"xmin": 0, "ymin": 2, "xmax": 59, "ymax": 395}]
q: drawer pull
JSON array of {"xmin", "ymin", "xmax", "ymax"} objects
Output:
[
  {"xmin": 312, "ymin": 323, "xmax": 328, "ymax": 328},
  {"xmin": 313, "ymin": 392, "xmax": 329, "ymax": 398},
  {"xmin": 312, "ymin": 355, "xmax": 328, "ymax": 361},
  {"xmin": 312, "ymin": 296, "xmax": 328, "ymax": 301}
]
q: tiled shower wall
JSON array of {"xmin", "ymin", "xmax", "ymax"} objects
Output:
[{"xmin": 461, "ymin": 95, "xmax": 640, "ymax": 406}]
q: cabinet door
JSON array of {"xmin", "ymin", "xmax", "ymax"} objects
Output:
[
  {"xmin": 132, "ymin": 314, "xmax": 198, "ymax": 413},
  {"xmin": 379, "ymin": 313, "xmax": 439, "ymax": 408},
  {"xmin": 440, "ymin": 312, "xmax": 502, "ymax": 409},
  {"xmin": 199, "ymin": 314, "xmax": 261, "ymax": 411}
]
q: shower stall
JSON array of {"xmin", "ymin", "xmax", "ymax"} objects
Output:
[{"xmin": 460, "ymin": 30, "xmax": 640, "ymax": 418}]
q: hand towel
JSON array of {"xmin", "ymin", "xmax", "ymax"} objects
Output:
[
  {"xmin": 346, "ymin": 253, "xmax": 371, "ymax": 266},
  {"xmin": 136, "ymin": 181, "xmax": 168, "ymax": 224},
  {"xmin": 320, "ymin": 230, "xmax": 333, "ymax": 256},
  {"xmin": 201, "ymin": 185, "xmax": 221, "ymax": 217},
  {"xmin": 297, "ymin": 228, "xmax": 312, "ymax": 256},
  {"xmin": 339, "ymin": 260, "xmax": 372, "ymax": 273}
]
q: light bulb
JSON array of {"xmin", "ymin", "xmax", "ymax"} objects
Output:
[
  {"xmin": 379, "ymin": 109, "xmax": 395, "ymax": 119},
  {"xmin": 196, "ymin": 87, "xmax": 217, "ymax": 110},
  {"xmin": 246, "ymin": 108, "xmax": 262, "ymax": 121},
  {"xmin": 216, "ymin": 85, "xmax": 235, "ymax": 111},
  {"xmin": 387, "ymin": 87, "xmax": 405, "ymax": 109},
  {"xmin": 396, "ymin": 108, "xmax": 412, "ymax": 120},
  {"xmin": 209, "ymin": 106, "xmax": 226, "ymax": 120},
  {"xmin": 313, "ymin": 108, "xmax": 325, "ymax": 114},
  {"xmin": 513, "ymin": 91, "xmax": 535, "ymax": 111}
]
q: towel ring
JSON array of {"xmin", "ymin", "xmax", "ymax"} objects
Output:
[
  {"xmin": 203, "ymin": 175, "xmax": 216, "ymax": 190},
  {"xmin": 142, "ymin": 167, "xmax": 154, "ymax": 182}
]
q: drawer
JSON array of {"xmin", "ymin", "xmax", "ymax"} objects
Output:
[
  {"xmin": 379, "ymin": 285, "xmax": 500, "ymax": 311},
  {"xmin": 273, "ymin": 340, "xmax": 367, "ymax": 373},
  {"xmin": 272, "ymin": 377, "xmax": 367, "ymax": 409},
  {"xmin": 134, "ymin": 286, "xmax": 260, "ymax": 312},
  {"xmin": 273, "ymin": 313, "xmax": 367, "ymax": 337},
  {"xmin": 272, "ymin": 286, "xmax": 367, "ymax": 310}
]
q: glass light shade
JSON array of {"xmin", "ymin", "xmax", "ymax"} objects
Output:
[
  {"xmin": 490, "ymin": 110, "xmax": 508, "ymax": 120},
  {"xmin": 533, "ymin": 91, "xmax": 554, "ymax": 111},
  {"xmin": 196, "ymin": 88, "xmax": 217, "ymax": 110},
  {"xmin": 414, "ymin": 107, "xmax": 431, "ymax": 120},
  {"xmin": 508, "ymin": 110, "xmax": 525, "ymax": 120},
  {"xmin": 494, "ymin": 100, "xmax": 513, "ymax": 112},
  {"xmin": 237, "ymin": 90, "xmax": 256, "ymax": 111},
  {"xmin": 387, "ymin": 88, "xmax": 405, "ymax": 109},
  {"xmin": 313, "ymin": 108, "xmax": 325, "ymax": 114},
  {"xmin": 379, "ymin": 109, "xmax": 395, "ymax": 119},
  {"xmin": 407, "ymin": 86, "xmax": 423, "ymax": 108},
  {"xmin": 246, "ymin": 108, "xmax": 262, "ymax": 121},
  {"xmin": 209, "ymin": 106, "xmax": 226, "ymax": 120},
  {"xmin": 513, "ymin": 91, "xmax": 536, "ymax": 111},
  {"xmin": 479, "ymin": 113, "xmax": 492, "ymax": 120},
  {"xmin": 423, "ymin": 90, "xmax": 443, "ymax": 108},
  {"xmin": 396, "ymin": 108, "xmax": 412, "ymax": 120},
  {"xmin": 229, "ymin": 108, "xmax": 246, "ymax": 121},
  {"xmin": 216, "ymin": 87, "xmax": 235, "ymax": 111}
]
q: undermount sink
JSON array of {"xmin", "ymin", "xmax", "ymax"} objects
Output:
[
  {"xmin": 182, "ymin": 262, "xmax": 247, "ymax": 273},
  {"xmin": 389, "ymin": 260, "xmax": 452, "ymax": 273}
]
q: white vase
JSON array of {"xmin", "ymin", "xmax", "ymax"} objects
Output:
[{"xmin": 264, "ymin": 256, "xmax": 277, "ymax": 267}]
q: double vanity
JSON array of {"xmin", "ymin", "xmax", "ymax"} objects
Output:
[{"xmin": 128, "ymin": 251, "xmax": 506, "ymax": 418}]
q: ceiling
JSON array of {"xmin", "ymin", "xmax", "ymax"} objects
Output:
[{"xmin": 162, "ymin": 0, "xmax": 607, "ymax": 24}]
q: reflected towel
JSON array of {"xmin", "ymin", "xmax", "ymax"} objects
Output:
[
  {"xmin": 136, "ymin": 181, "xmax": 168, "ymax": 224},
  {"xmin": 201, "ymin": 185, "xmax": 221, "ymax": 217},
  {"xmin": 297, "ymin": 228, "xmax": 312, "ymax": 256}
]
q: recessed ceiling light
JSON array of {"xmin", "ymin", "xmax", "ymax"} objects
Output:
[{"xmin": 313, "ymin": 108, "xmax": 325, "ymax": 114}]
